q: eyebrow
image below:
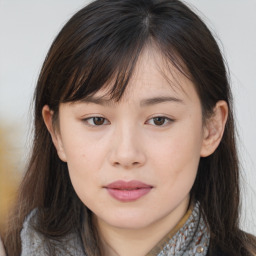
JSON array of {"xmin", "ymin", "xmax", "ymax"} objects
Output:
[
  {"xmin": 140, "ymin": 96, "xmax": 184, "ymax": 107},
  {"xmin": 80, "ymin": 95, "xmax": 184, "ymax": 107},
  {"xmin": 80, "ymin": 96, "xmax": 114, "ymax": 106}
]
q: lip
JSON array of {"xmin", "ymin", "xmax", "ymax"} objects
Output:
[{"xmin": 104, "ymin": 180, "xmax": 153, "ymax": 202}]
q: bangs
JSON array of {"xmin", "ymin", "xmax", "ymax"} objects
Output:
[
  {"xmin": 54, "ymin": 1, "xmax": 151, "ymax": 104},
  {"xmin": 61, "ymin": 38, "xmax": 146, "ymax": 103},
  {"xmin": 41, "ymin": 0, "xmax": 215, "ymax": 115},
  {"xmin": 58, "ymin": 38, "xmax": 189, "ymax": 105},
  {"xmin": 44, "ymin": 0, "xmax": 191, "ymax": 107}
]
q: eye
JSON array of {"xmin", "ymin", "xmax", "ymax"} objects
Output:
[
  {"xmin": 83, "ymin": 117, "xmax": 109, "ymax": 126},
  {"xmin": 146, "ymin": 116, "xmax": 173, "ymax": 126}
]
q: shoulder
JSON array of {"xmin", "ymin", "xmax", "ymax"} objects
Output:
[
  {"xmin": 0, "ymin": 237, "xmax": 6, "ymax": 256},
  {"xmin": 20, "ymin": 209, "xmax": 86, "ymax": 256}
]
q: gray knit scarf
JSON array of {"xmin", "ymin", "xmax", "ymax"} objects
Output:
[
  {"xmin": 146, "ymin": 202, "xmax": 210, "ymax": 256},
  {"xmin": 20, "ymin": 202, "xmax": 210, "ymax": 255}
]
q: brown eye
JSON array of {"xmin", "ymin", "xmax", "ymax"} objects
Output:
[
  {"xmin": 84, "ymin": 116, "xmax": 109, "ymax": 126},
  {"xmin": 146, "ymin": 116, "xmax": 173, "ymax": 127},
  {"xmin": 93, "ymin": 117, "xmax": 105, "ymax": 125},
  {"xmin": 153, "ymin": 117, "xmax": 166, "ymax": 126}
]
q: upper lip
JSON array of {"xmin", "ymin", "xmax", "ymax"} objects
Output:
[{"xmin": 104, "ymin": 180, "xmax": 153, "ymax": 190}]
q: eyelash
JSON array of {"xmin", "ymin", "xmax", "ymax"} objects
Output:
[
  {"xmin": 83, "ymin": 116, "xmax": 110, "ymax": 126},
  {"xmin": 82, "ymin": 116, "xmax": 174, "ymax": 127},
  {"xmin": 146, "ymin": 116, "xmax": 174, "ymax": 126}
]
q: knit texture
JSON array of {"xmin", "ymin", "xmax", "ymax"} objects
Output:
[
  {"xmin": 20, "ymin": 209, "xmax": 85, "ymax": 256},
  {"xmin": 146, "ymin": 202, "xmax": 210, "ymax": 256},
  {"xmin": 20, "ymin": 202, "xmax": 209, "ymax": 255}
]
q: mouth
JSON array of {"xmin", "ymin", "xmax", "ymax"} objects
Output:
[{"xmin": 104, "ymin": 180, "xmax": 153, "ymax": 202}]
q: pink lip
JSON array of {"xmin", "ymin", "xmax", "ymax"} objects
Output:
[{"xmin": 104, "ymin": 180, "xmax": 153, "ymax": 202}]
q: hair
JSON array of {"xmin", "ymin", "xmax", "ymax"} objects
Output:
[{"xmin": 3, "ymin": 0, "xmax": 256, "ymax": 255}]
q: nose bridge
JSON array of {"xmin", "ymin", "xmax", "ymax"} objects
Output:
[{"xmin": 109, "ymin": 121, "xmax": 145, "ymax": 168}]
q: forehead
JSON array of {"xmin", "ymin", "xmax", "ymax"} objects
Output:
[{"xmin": 92, "ymin": 47, "xmax": 199, "ymax": 104}]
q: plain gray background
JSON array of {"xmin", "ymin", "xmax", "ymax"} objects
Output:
[{"xmin": 0, "ymin": 0, "xmax": 255, "ymax": 234}]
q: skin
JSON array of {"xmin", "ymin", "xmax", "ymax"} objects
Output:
[{"xmin": 43, "ymin": 48, "xmax": 228, "ymax": 256}]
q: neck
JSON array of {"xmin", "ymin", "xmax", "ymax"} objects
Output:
[{"xmin": 95, "ymin": 198, "xmax": 190, "ymax": 256}]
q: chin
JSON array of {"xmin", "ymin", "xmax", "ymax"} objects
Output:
[
  {"xmin": 110, "ymin": 218, "xmax": 153, "ymax": 230},
  {"xmin": 97, "ymin": 209, "xmax": 160, "ymax": 230}
]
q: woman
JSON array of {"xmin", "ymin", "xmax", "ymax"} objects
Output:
[{"xmin": 2, "ymin": 0, "xmax": 256, "ymax": 255}]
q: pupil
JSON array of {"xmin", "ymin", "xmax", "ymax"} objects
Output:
[
  {"xmin": 93, "ymin": 117, "xmax": 104, "ymax": 125},
  {"xmin": 153, "ymin": 117, "xmax": 165, "ymax": 125}
]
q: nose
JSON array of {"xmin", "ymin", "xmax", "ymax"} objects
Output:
[{"xmin": 108, "ymin": 125, "xmax": 146, "ymax": 169}]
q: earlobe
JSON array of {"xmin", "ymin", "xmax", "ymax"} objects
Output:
[
  {"xmin": 42, "ymin": 105, "xmax": 67, "ymax": 162},
  {"xmin": 200, "ymin": 101, "xmax": 228, "ymax": 157}
]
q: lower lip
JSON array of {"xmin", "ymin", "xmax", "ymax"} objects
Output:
[{"xmin": 106, "ymin": 187, "xmax": 152, "ymax": 202}]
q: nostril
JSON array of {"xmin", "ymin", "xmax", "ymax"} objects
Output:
[{"xmin": 112, "ymin": 161, "xmax": 141, "ymax": 168}]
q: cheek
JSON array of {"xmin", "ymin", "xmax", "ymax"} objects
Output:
[
  {"xmin": 59, "ymin": 129, "xmax": 105, "ymax": 194},
  {"xmin": 64, "ymin": 141, "xmax": 103, "ymax": 181},
  {"xmin": 150, "ymin": 137, "xmax": 200, "ymax": 209},
  {"xmin": 61, "ymin": 127, "xmax": 114, "ymax": 196},
  {"xmin": 149, "ymin": 125, "xmax": 203, "ymax": 185},
  {"xmin": 61, "ymin": 123, "xmax": 108, "ymax": 168},
  {"xmin": 64, "ymin": 144, "xmax": 104, "ymax": 209}
]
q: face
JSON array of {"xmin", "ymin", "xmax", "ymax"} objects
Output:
[{"xmin": 47, "ymin": 49, "xmax": 210, "ymax": 232}]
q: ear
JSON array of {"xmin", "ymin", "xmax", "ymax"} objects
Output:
[
  {"xmin": 42, "ymin": 105, "xmax": 67, "ymax": 162},
  {"xmin": 200, "ymin": 100, "xmax": 228, "ymax": 157}
]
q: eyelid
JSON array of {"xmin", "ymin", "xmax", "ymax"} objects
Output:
[
  {"xmin": 81, "ymin": 115, "xmax": 175, "ymax": 127},
  {"xmin": 145, "ymin": 115, "xmax": 175, "ymax": 126},
  {"xmin": 82, "ymin": 116, "xmax": 110, "ymax": 127}
]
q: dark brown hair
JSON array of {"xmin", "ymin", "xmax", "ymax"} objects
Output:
[{"xmin": 3, "ymin": 0, "xmax": 256, "ymax": 255}]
